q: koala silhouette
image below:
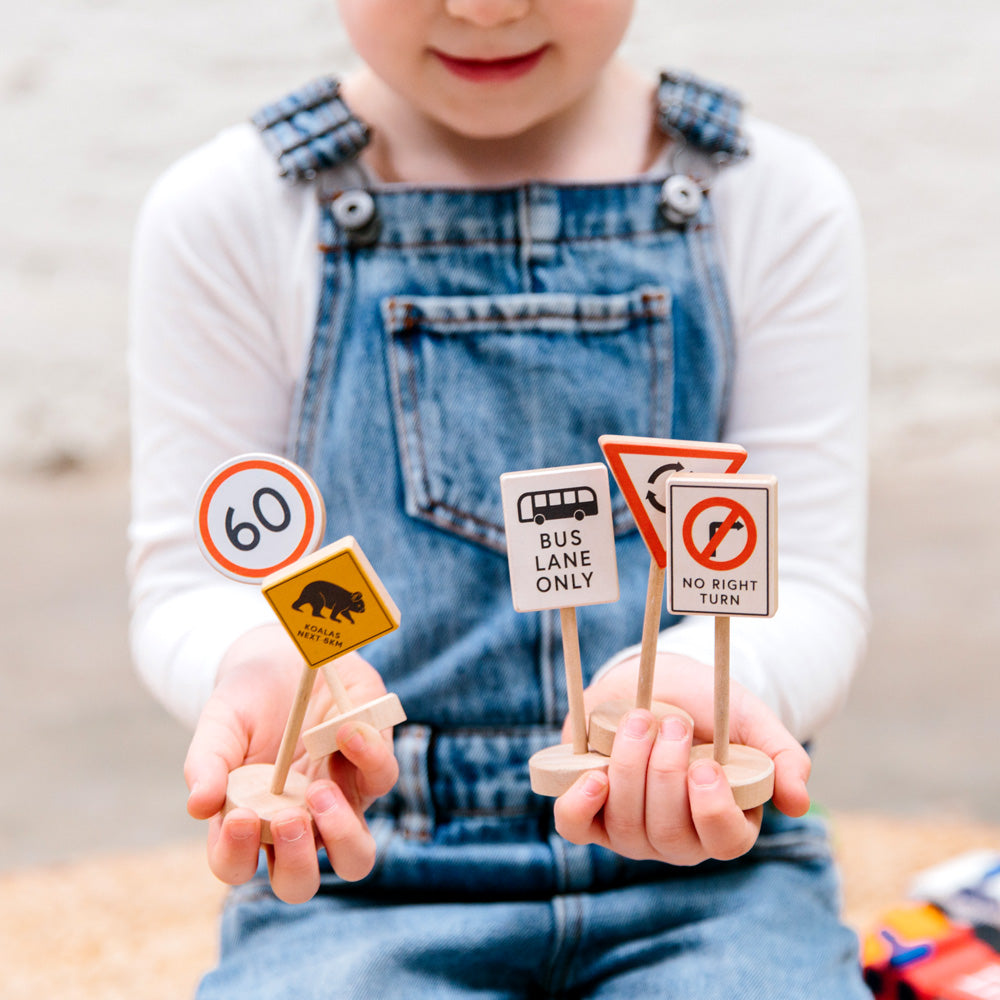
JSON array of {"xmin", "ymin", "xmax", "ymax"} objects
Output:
[{"xmin": 291, "ymin": 581, "xmax": 365, "ymax": 623}]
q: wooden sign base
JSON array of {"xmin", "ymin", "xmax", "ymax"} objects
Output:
[
  {"xmin": 302, "ymin": 692, "xmax": 406, "ymax": 760},
  {"xmin": 690, "ymin": 743, "xmax": 774, "ymax": 811},
  {"xmin": 528, "ymin": 744, "xmax": 610, "ymax": 798},
  {"xmin": 587, "ymin": 698, "xmax": 694, "ymax": 756},
  {"xmin": 224, "ymin": 763, "xmax": 313, "ymax": 845}
]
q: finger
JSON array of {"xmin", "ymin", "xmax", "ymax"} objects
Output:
[
  {"xmin": 206, "ymin": 808, "xmax": 264, "ymax": 886},
  {"xmin": 687, "ymin": 760, "xmax": 761, "ymax": 861},
  {"xmin": 186, "ymin": 755, "xmax": 232, "ymax": 820},
  {"xmin": 552, "ymin": 771, "xmax": 611, "ymax": 848},
  {"xmin": 604, "ymin": 710, "xmax": 658, "ymax": 858},
  {"xmin": 771, "ymin": 745, "xmax": 812, "ymax": 817},
  {"xmin": 184, "ymin": 705, "xmax": 249, "ymax": 820},
  {"xmin": 307, "ymin": 781, "xmax": 377, "ymax": 882},
  {"xmin": 727, "ymin": 688, "xmax": 811, "ymax": 818},
  {"xmin": 335, "ymin": 722, "xmax": 400, "ymax": 801},
  {"xmin": 267, "ymin": 808, "xmax": 321, "ymax": 904},
  {"xmin": 643, "ymin": 715, "xmax": 700, "ymax": 862}
]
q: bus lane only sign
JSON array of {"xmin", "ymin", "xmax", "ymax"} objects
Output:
[
  {"xmin": 666, "ymin": 473, "xmax": 777, "ymax": 618},
  {"xmin": 500, "ymin": 463, "xmax": 619, "ymax": 613}
]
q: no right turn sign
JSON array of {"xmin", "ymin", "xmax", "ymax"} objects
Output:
[{"xmin": 667, "ymin": 473, "xmax": 777, "ymax": 617}]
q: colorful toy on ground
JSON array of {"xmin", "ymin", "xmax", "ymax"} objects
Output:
[
  {"xmin": 863, "ymin": 852, "xmax": 1000, "ymax": 999},
  {"xmin": 863, "ymin": 903, "xmax": 1000, "ymax": 999}
]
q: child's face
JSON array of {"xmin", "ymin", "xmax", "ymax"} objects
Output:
[{"xmin": 337, "ymin": 0, "xmax": 636, "ymax": 140}]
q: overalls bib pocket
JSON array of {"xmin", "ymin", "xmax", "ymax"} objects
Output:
[{"xmin": 383, "ymin": 288, "xmax": 675, "ymax": 552}]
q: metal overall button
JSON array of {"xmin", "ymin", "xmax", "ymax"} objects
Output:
[
  {"xmin": 658, "ymin": 174, "xmax": 703, "ymax": 227},
  {"xmin": 331, "ymin": 189, "xmax": 381, "ymax": 246}
]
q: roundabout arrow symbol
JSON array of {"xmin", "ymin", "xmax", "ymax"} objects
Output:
[{"xmin": 645, "ymin": 462, "xmax": 685, "ymax": 513}]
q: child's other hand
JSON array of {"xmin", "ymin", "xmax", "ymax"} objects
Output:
[
  {"xmin": 552, "ymin": 654, "xmax": 811, "ymax": 866},
  {"xmin": 183, "ymin": 625, "xmax": 399, "ymax": 904}
]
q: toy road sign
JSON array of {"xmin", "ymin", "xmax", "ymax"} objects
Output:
[
  {"xmin": 500, "ymin": 463, "xmax": 619, "ymax": 613},
  {"xmin": 666, "ymin": 473, "xmax": 777, "ymax": 617},
  {"xmin": 196, "ymin": 454, "xmax": 326, "ymax": 582},
  {"xmin": 598, "ymin": 436, "xmax": 747, "ymax": 568},
  {"xmin": 262, "ymin": 536, "xmax": 400, "ymax": 667}
]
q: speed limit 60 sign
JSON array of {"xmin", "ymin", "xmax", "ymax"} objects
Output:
[
  {"xmin": 196, "ymin": 454, "xmax": 326, "ymax": 582},
  {"xmin": 666, "ymin": 473, "xmax": 777, "ymax": 617}
]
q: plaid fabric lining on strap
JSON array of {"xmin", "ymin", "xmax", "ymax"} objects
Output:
[
  {"xmin": 251, "ymin": 76, "xmax": 370, "ymax": 180},
  {"xmin": 656, "ymin": 70, "xmax": 750, "ymax": 162}
]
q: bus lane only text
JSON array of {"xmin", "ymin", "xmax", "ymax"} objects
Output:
[{"xmin": 534, "ymin": 530, "xmax": 594, "ymax": 594}]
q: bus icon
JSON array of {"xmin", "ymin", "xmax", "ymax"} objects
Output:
[{"xmin": 517, "ymin": 486, "xmax": 599, "ymax": 525}]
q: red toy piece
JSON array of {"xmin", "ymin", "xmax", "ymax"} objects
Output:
[{"xmin": 863, "ymin": 903, "xmax": 1000, "ymax": 999}]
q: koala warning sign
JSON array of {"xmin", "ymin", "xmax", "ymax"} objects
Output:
[
  {"xmin": 500, "ymin": 463, "xmax": 619, "ymax": 613},
  {"xmin": 261, "ymin": 536, "xmax": 400, "ymax": 667},
  {"xmin": 667, "ymin": 473, "xmax": 777, "ymax": 618}
]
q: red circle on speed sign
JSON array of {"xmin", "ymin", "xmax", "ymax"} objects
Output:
[
  {"xmin": 681, "ymin": 496, "xmax": 757, "ymax": 571},
  {"xmin": 196, "ymin": 454, "xmax": 325, "ymax": 581}
]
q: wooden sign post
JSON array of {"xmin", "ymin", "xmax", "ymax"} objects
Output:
[
  {"xmin": 500, "ymin": 463, "xmax": 619, "ymax": 797},
  {"xmin": 589, "ymin": 437, "xmax": 747, "ymax": 754},
  {"xmin": 196, "ymin": 455, "xmax": 405, "ymax": 842},
  {"xmin": 666, "ymin": 471, "xmax": 778, "ymax": 810}
]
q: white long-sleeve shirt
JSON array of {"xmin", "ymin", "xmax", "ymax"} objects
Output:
[{"xmin": 128, "ymin": 114, "xmax": 868, "ymax": 740}]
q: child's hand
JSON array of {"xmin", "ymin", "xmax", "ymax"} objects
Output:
[
  {"xmin": 184, "ymin": 625, "xmax": 399, "ymax": 904},
  {"xmin": 552, "ymin": 653, "xmax": 811, "ymax": 866}
]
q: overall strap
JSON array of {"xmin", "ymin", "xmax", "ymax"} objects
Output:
[
  {"xmin": 252, "ymin": 71, "xmax": 748, "ymax": 180},
  {"xmin": 656, "ymin": 70, "xmax": 750, "ymax": 163},
  {"xmin": 251, "ymin": 76, "xmax": 369, "ymax": 180}
]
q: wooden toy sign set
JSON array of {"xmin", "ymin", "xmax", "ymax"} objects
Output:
[
  {"xmin": 196, "ymin": 439, "xmax": 778, "ymax": 835},
  {"xmin": 502, "ymin": 437, "xmax": 778, "ymax": 809},
  {"xmin": 195, "ymin": 454, "xmax": 406, "ymax": 842}
]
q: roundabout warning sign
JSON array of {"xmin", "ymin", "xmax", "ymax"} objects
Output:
[{"xmin": 667, "ymin": 473, "xmax": 777, "ymax": 617}]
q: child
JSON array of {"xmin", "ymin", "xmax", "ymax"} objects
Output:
[{"xmin": 129, "ymin": 1, "xmax": 871, "ymax": 996}]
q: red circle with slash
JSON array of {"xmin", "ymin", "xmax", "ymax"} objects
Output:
[{"xmin": 681, "ymin": 497, "xmax": 757, "ymax": 571}]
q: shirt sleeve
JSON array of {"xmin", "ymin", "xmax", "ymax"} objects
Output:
[
  {"xmin": 127, "ymin": 124, "xmax": 318, "ymax": 728},
  {"xmin": 653, "ymin": 118, "xmax": 870, "ymax": 742}
]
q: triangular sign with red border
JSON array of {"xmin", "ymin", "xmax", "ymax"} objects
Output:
[{"xmin": 599, "ymin": 435, "xmax": 748, "ymax": 568}]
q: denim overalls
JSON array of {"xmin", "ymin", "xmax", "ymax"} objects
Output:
[{"xmin": 199, "ymin": 73, "xmax": 871, "ymax": 1000}]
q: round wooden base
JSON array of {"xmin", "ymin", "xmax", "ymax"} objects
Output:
[
  {"xmin": 587, "ymin": 698, "xmax": 695, "ymax": 756},
  {"xmin": 529, "ymin": 743, "xmax": 610, "ymax": 798},
  {"xmin": 690, "ymin": 743, "xmax": 774, "ymax": 811},
  {"xmin": 224, "ymin": 763, "xmax": 313, "ymax": 845},
  {"xmin": 301, "ymin": 693, "xmax": 406, "ymax": 761}
]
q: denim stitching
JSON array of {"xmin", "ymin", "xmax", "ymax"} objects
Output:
[
  {"xmin": 687, "ymin": 207, "xmax": 735, "ymax": 434},
  {"xmin": 399, "ymin": 327, "xmax": 435, "ymax": 511},
  {"xmin": 293, "ymin": 255, "xmax": 337, "ymax": 464},
  {"xmin": 318, "ymin": 228, "xmax": 672, "ymax": 253},
  {"xmin": 386, "ymin": 310, "xmax": 667, "ymax": 332}
]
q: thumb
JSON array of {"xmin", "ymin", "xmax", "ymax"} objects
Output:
[{"xmin": 183, "ymin": 702, "xmax": 249, "ymax": 820}]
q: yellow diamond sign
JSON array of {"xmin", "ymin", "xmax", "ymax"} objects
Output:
[{"xmin": 262, "ymin": 536, "xmax": 400, "ymax": 667}]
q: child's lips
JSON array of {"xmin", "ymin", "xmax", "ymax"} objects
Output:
[{"xmin": 433, "ymin": 45, "xmax": 548, "ymax": 83}]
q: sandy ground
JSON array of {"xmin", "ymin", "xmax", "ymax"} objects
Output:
[{"xmin": 2, "ymin": 0, "xmax": 999, "ymax": 874}]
